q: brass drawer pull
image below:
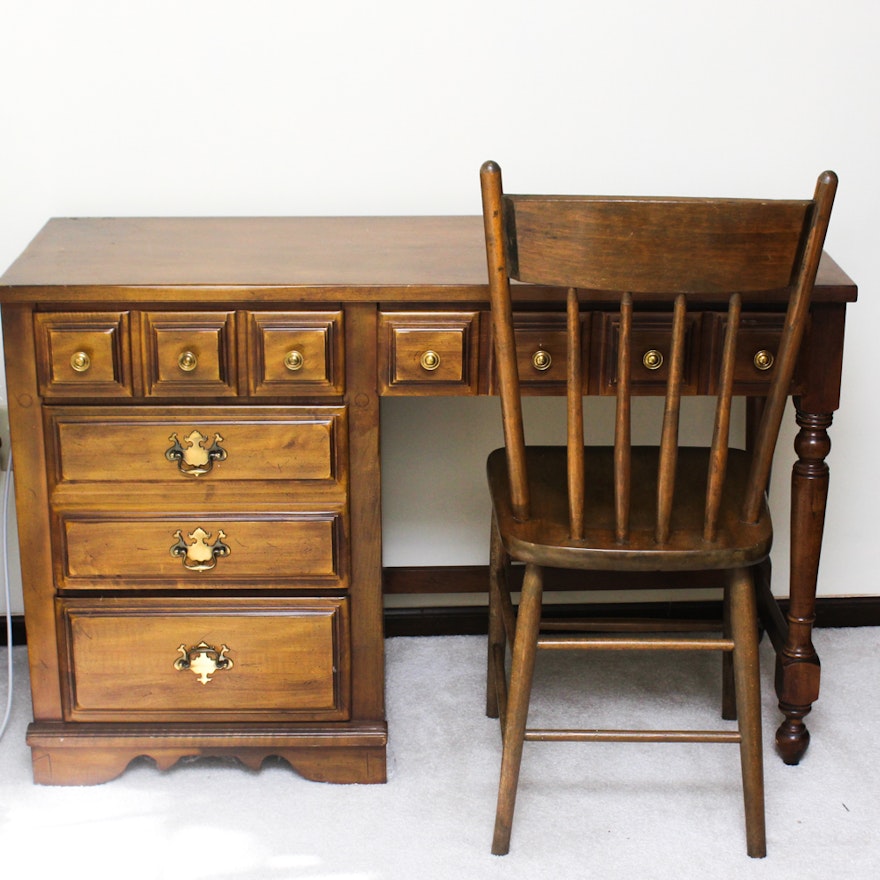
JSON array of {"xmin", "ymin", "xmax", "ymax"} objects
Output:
[
  {"xmin": 642, "ymin": 349, "xmax": 664, "ymax": 370},
  {"xmin": 284, "ymin": 350, "xmax": 305, "ymax": 371},
  {"xmin": 165, "ymin": 430, "xmax": 227, "ymax": 477},
  {"xmin": 70, "ymin": 351, "xmax": 91, "ymax": 373},
  {"xmin": 754, "ymin": 349, "xmax": 775, "ymax": 371},
  {"xmin": 177, "ymin": 350, "xmax": 198, "ymax": 372},
  {"xmin": 170, "ymin": 527, "xmax": 231, "ymax": 571},
  {"xmin": 532, "ymin": 350, "xmax": 552, "ymax": 371},
  {"xmin": 420, "ymin": 350, "xmax": 441, "ymax": 371},
  {"xmin": 174, "ymin": 641, "xmax": 234, "ymax": 685}
]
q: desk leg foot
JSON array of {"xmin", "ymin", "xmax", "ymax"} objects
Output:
[{"xmin": 776, "ymin": 712, "xmax": 811, "ymax": 765}]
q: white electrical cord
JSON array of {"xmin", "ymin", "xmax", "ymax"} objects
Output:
[{"xmin": 1, "ymin": 449, "xmax": 14, "ymax": 739}]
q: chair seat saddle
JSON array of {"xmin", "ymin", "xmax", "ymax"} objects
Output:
[{"xmin": 488, "ymin": 446, "xmax": 773, "ymax": 572}]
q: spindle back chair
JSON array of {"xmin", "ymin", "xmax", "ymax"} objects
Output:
[{"xmin": 479, "ymin": 161, "xmax": 837, "ymax": 857}]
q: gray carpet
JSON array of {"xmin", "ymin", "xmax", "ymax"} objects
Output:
[{"xmin": 1, "ymin": 629, "xmax": 878, "ymax": 877}]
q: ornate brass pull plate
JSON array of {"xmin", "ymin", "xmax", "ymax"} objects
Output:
[
  {"xmin": 170, "ymin": 527, "xmax": 231, "ymax": 571},
  {"xmin": 165, "ymin": 430, "xmax": 227, "ymax": 477},
  {"xmin": 174, "ymin": 641, "xmax": 233, "ymax": 684}
]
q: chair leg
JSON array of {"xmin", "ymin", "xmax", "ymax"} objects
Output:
[
  {"xmin": 492, "ymin": 562, "xmax": 543, "ymax": 856},
  {"xmin": 728, "ymin": 568, "xmax": 767, "ymax": 858},
  {"xmin": 721, "ymin": 584, "xmax": 737, "ymax": 720},
  {"xmin": 487, "ymin": 514, "xmax": 506, "ymax": 719}
]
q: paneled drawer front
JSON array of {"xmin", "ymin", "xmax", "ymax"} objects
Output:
[
  {"xmin": 595, "ymin": 311, "xmax": 701, "ymax": 395},
  {"xmin": 705, "ymin": 313, "xmax": 794, "ymax": 394},
  {"xmin": 45, "ymin": 406, "xmax": 347, "ymax": 490},
  {"xmin": 509, "ymin": 313, "xmax": 590, "ymax": 391},
  {"xmin": 142, "ymin": 311, "xmax": 238, "ymax": 397},
  {"xmin": 379, "ymin": 311, "xmax": 480, "ymax": 394},
  {"xmin": 56, "ymin": 512, "xmax": 348, "ymax": 589},
  {"xmin": 58, "ymin": 597, "xmax": 350, "ymax": 722},
  {"xmin": 248, "ymin": 311, "xmax": 344, "ymax": 396},
  {"xmin": 34, "ymin": 312, "xmax": 133, "ymax": 398}
]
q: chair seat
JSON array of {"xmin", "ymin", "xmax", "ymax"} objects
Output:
[{"xmin": 488, "ymin": 446, "xmax": 772, "ymax": 572}]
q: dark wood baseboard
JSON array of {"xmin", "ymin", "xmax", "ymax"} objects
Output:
[
  {"xmin": 4, "ymin": 594, "xmax": 879, "ymax": 645},
  {"xmin": 384, "ymin": 595, "xmax": 880, "ymax": 637}
]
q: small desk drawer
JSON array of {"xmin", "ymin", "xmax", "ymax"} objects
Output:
[
  {"xmin": 379, "ymin": 311, "xmax": 480, "ymax": 395},
  {"xmin": 57, "ymin": 597, "xmax": 350, "ymax": 722},
  {"xmin": 141, "ymin": 311, "xmax": 238, "ymax": 397},
  {"xmin": 56, "ymin": 511, "xmax": 348, "ymax": 590},
  {"xmin": 34, "ymin": 312, "xmax": 133, "ymax": 398},
  {"xmin": 45, "ymin": 406, "xmax": 347, "ymax": 491},
  {"xmin": 706, "ymin": 313, "xmax": 792, "ymax": 394},
  {"xmin": 248, "ymin": 311, "xmax": 344, "ymax": 396},
  {"xmin": 595, "ymin": 311, "xmax": 701, "ymax": 395},
  {"xmin": 510, "ymin": 313, "xmax": 588, "ymax": 391}
]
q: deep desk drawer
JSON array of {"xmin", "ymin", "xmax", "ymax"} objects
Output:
[
  {"xmin": 57, "ymin": 597, "xmax": 350, "ymax": 722},
  {"xmin": 55, "ymin": 511, "xmax": 348, "ymax": 589},
  {"xmin": 45, "ymin": 406, "xmax": 347, "ymax": 489}
]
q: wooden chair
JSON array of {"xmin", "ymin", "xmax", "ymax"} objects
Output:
[{"xmin": 480, "ymin": 161, "xmax": 837, "ymax": 857}]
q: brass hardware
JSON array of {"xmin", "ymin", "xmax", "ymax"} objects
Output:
[
  {"xmin": 165, "ymin": 430, "xmax": 227, "ymax": 477},
  {"xmin": 754, "ymin": 349, "xmax": 775, "ymax": 371},
  {"xmin": 170, "ymin": 527, "xmax": 231, "ymax": 571},
  {"xmin": 177, "ymin": 350, "xmax": 198, "ymax": 372},
  {"xmin": 70, "ymin": 351, "xmax": 91, "ymax": 373},
  {"xmin": 174, "ymin": 641, "xmax": 233, "ymax": 685},
  {"xmin": 532, "ymin": 350, "xmax": 552, "ymax": 371},
  {"xmin": 642, "ymin": 349, "xmax": 664, "ymax": 370},
  {"xmin": 284, "ymin": 350, "xmax": 305, "ymax": 371},
  {"xmin": 420, "ymin": 350, "xmax": 441, "ymax": 371}
]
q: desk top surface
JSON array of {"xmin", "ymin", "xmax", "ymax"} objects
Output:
[{"xmin": 0, "ymin": 215, "xmax": 857, "ymax": 304}]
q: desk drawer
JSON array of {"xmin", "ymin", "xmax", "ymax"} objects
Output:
[
  {"xmin": 705, "ymin": 313, "xmax": 796, "ymax": 394},
  {"xmin": 595, "ymin": 311, "xmax": 701, "ymax": 395},
  {"xmin": 378, "ymin": 311, "xmax": 481, "ymax": 394},
  {"xmin": 247, "ymin": 311, "xmax": 344, "ymax": 395},
  {"xmin": 45, "ymin": 406, "xmax": 347, "ymax": 491},
  {"xmin": 56, "ymin": 511, "xmax": 348, "ymax": 590},
  {"xmin": 141, "ymin": 311, "xmax": 238, "ymax": 397},
  {"xmin": 34, "ymin": 312, "xmax": 134, "ymax": 398},
  {"xmin": 57, "ymin": 597, "xmax": 350, "ymax": 722}
]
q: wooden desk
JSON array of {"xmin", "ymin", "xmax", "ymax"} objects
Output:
[{"xmin": 0, "ymin": 216, "xmax": 857, "ymax": 782}]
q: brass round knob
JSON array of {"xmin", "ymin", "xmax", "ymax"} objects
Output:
[
  {"xmin": 69, "ymin": 351, "xmax": 91, "ymax": 373},
  {"xmin": 177, "ymin": 351, "xmax": 198, "ymax": 372},
  {"xmin": 284, "ymin": 350, "xmax": 304, "ymax": 372},
  {"xmin": 420, "ymin": 350, "xmax": 441, "ymax": 371},
  {"xmin": 642, "ymin": 349, "xmax": 664, "ymax": 370},
  {"xmin": 753, "ymin": 349, "xmax": 775, "ymax": 371},
  {"xmin": 532, "ymin": 350, "xmax": 552, "ymax": 371}
]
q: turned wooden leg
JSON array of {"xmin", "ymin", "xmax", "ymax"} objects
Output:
[
  {"xmin": 492, "ymin": 563, "xmax": 543, "ymax": 856},
  {"xmin": 776, "ymin": 409, "xmax": 830, "ymax": 765}
]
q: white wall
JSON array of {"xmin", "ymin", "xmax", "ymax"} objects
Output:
[{"xmin": 2, "ymin": 1, "xmax": 878, "ymax": 612}]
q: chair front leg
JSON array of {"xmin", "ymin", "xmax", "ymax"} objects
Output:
[
  {"xmin": 728, "ymin": 567, "xmax": 766, "ymax": 858},
  {"xmin": 492, "ymin": 562, "xmax": 543, "ymax": 856}
]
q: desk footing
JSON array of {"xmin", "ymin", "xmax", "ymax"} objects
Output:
[{"xmin": 26, "ymin": 721, "xmax": 388, "ymax": 785}]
